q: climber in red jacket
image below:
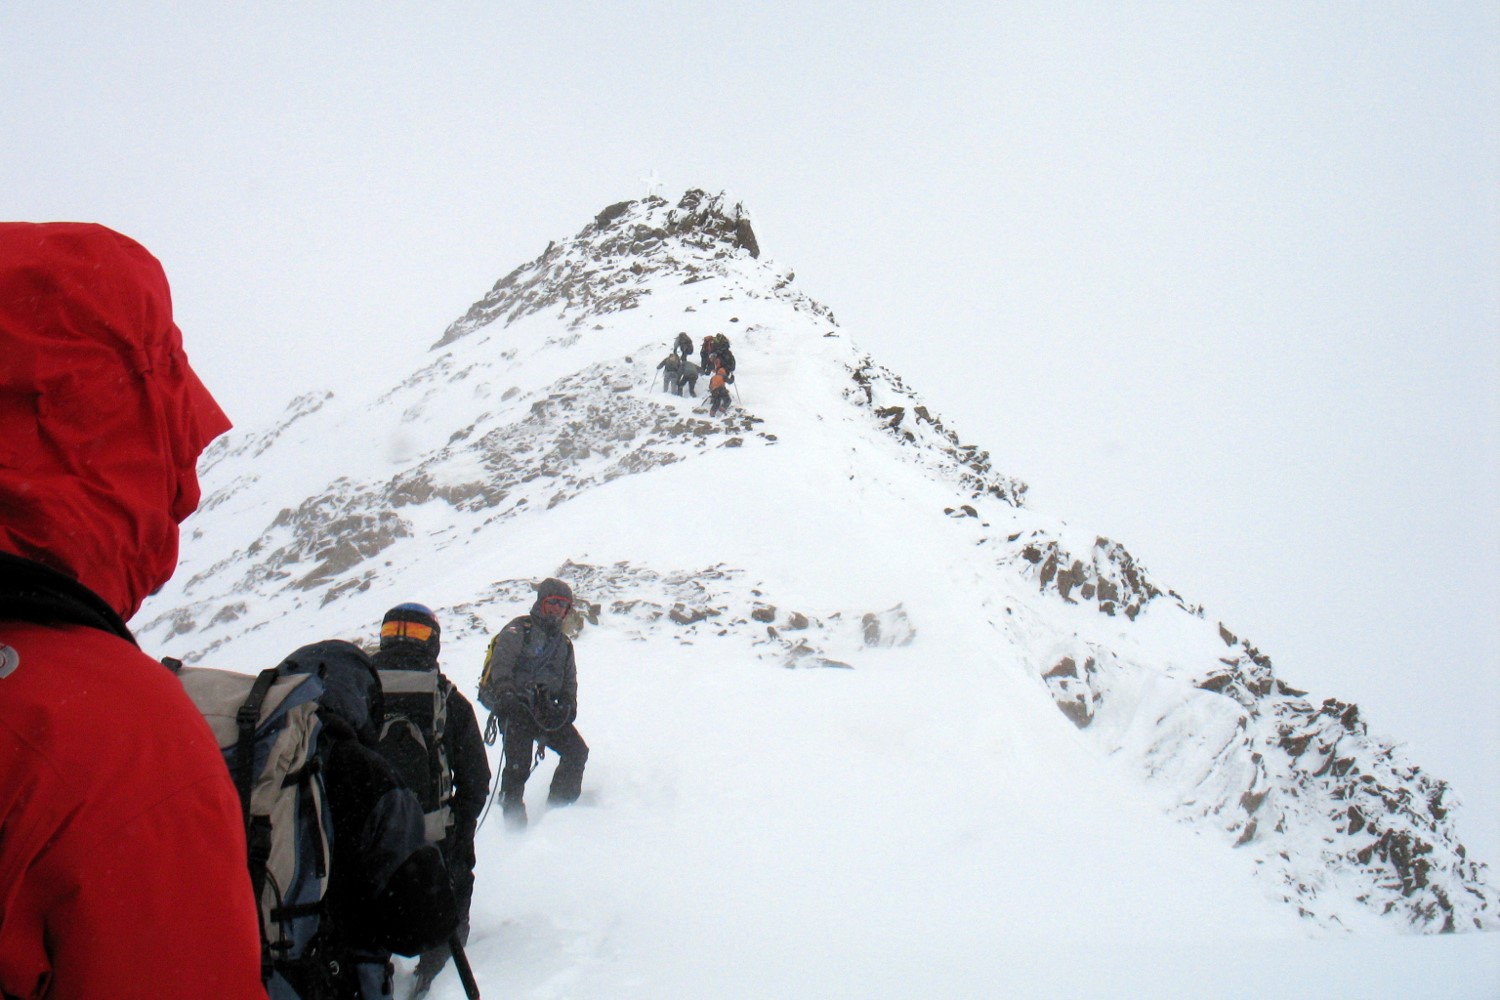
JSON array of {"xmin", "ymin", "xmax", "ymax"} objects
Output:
[{"xmin": 0, "ymin": 223, "xmax": 266, "ymax": 999}]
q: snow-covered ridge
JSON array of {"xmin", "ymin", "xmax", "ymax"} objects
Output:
[
  {"xmin": 1009, "ymin": 537, "xmax": 1492, "ymax": 931},
  {"xmin": 847, "ymin": 353, "xmax": 1029, "ymax": 508},
  {"xmin": 142, "ymin": 189, "xmax": 1496, "ymax": 939}
]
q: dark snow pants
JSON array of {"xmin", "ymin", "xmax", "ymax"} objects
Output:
[
  {"xmin": 499, "ymin": 716, "xmax": 589, "ymax": 809},
  {"xmin": 410, "ymin": 833, "xmax": 476, "ymax": 995}
]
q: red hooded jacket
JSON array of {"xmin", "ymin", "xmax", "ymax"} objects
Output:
[{"xmin": 0, "ymin": 223, "xmax": 266, "ymax": 999}]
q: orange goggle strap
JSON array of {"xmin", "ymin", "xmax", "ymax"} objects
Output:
[{"xmin": 381, "ymin": 620, "xmax": 435, "ymax": 642}]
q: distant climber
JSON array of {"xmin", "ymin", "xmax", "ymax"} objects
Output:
[
  {"xmin": 655, "ymin": 353, "xmax": 701, "ymax": 397},
  {"xmin": 675, "ymin": 359, "xmax": 701, "ymax": 397},
  {"xmin": 476, "ymin": 578, "xmax": 589, "ymax": 830},
  {"xmin": 655, "ymin": 353, "xmax": 683, "ymax": 393},
  {"xmin": 673, "ymin": 331, "xmax": 693, "ymax": 361},
  {"xmin": 709, "ymin": 366, "xmax": 732, "ymax": 417},
  {"xmin": 700, "ymin": 332, "xmax": 736, "ymax": 388},
  {"xmin": 710, "ymin": 332, "xmax": 737, "ymax": 382}
]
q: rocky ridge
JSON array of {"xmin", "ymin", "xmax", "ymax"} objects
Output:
[
  {"xmin": 435, "ymin": 190, "xmax": 802, "ymax": 349},
  {"xmin": 997, "ymin": 530, "xmax": 1494, "ymax": 931}
]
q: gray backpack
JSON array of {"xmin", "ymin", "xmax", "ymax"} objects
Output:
[
  {"xmin": 374, "ymin": 667, "xmax": 453, "ymax": 843},
  {"xmin": 174, "ymin": 665, "xmax": 333, "ymax": 1000}
]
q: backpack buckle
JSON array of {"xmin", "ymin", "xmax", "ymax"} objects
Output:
[{"xmin": 236, "ymin": 701, "xmax": 261, "ymax": 729}]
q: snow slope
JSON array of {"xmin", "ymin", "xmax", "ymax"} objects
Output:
[{"xmin": 141, "ymin": 191, "xmax": 1499, "ymax": 997}]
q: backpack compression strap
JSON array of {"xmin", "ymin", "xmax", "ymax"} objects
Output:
[
  {"xmin": 234, "ymin": 668, "xmax": 281, "ymax": 828},
  {"xmin": 0, "ymin": 551, "xmax": 135, "ymax": 644},
  {"xmin": 232, "ymin": 667, "xmax": 284, "ymax": 986}
]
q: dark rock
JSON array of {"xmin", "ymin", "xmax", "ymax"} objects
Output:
[
  {"xmin": 595, "ymin": 201, "xmax": 632, "ymax": 228},
  {"xmin": 1197, "ymin": 672, "xmax": 1234, "ymax": 693},
  {"xmin": 1044, "ymin": 657, "xmax": 1079, "ymax": 679}
]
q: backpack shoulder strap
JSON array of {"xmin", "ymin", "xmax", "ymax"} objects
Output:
[{"xmin": 233, "ymin": 668, "xmax": 282, "ymax": 828}]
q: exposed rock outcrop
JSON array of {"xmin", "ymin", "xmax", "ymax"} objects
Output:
[
  {"xmin": 435, "ymin": 190, "xmax": 779, "ymax": 348},
  {"xmin": 1029, "ymin": 627, "xmax": 1496, "ymax": 932}
]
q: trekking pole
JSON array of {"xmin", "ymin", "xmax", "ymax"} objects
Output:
[
  {"xmin": 733, "ymin": 378, "xmax": 742, "ymax": 404},
  {"xmin": 450, "ymin": 933, "xmax": 481, "ymax": 1000}
]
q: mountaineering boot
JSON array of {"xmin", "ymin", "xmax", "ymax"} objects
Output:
[
  {"xmin": 499, "ymin": 761, "xmax": 529, "ymax": 830},
  {"xmin": 406, "ymin": 947, "xmax": 440, "ymax": 999},
  {"xmin": 548, "ymin": 754, "xmax": 587, "ymax": 805},
  {"xmin": 407, "ymin": 914, "xmax": 468, "ymax": 999}
]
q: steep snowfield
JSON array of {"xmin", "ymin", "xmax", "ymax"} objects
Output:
[
  {"xmin": 450, "ymin": 635, "xmax": 1289, "ymax": 999},
  {"xmin": 436, "ymin": 635, "xmax": 1498, "ymax": 1000},
  {"xmin": 142, "ymin": 192, "xmax": 1499, "ymax": 997}
]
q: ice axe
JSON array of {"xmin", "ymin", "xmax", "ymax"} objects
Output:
[{"xmin": 451, "ymin": 933, "xmax": 481, "ymax": 999}]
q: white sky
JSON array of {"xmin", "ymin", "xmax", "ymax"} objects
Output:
[{"xmin": 5, "ymin": 4, "xmax": 1497, "ymax": 861}]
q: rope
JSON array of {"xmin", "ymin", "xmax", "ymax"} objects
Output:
[
  {"xmin": 475, "ymin": 691, "xmax": 568, "ymax": 830},
  {"xmin": 475, "ymin": 753, "xmax": 502, "ymax": 831}
]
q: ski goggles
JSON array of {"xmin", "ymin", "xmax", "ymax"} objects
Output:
[
  {"xmin": 539, "ymin": 595, "xmax": 573, "ymax": 615},
  {"xmin": 381, "ymin": 620, "xmax": 435, "ymax": 642}
]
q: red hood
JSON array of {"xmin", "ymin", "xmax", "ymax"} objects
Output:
[{"xmin": 0, "ymin": 223, "xmax": 230, "ymax": 620}]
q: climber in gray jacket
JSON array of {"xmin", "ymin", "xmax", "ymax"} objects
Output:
[
  {"xmin": 674, "ymin": 359, "xmax": 701, "ymax": 397},
  {"xmin": 476, "ymin": 578, "xmax": 588, "ymax": 829},
  {"xmin": 655, "ymin": 353, "xmax": 682, "ymax": 393}
]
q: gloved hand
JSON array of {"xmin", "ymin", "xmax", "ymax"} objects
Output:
[
  {"xmin": 497, "ymin": 689, "xmax": 528, "ymax": 720},
  {"xmin": 536, "ymin": 692, "xmax": 575, "ymax": 730},
  {"xmin": 452, "ymin": 821, "xmax": 478, "ymax": 868}
]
